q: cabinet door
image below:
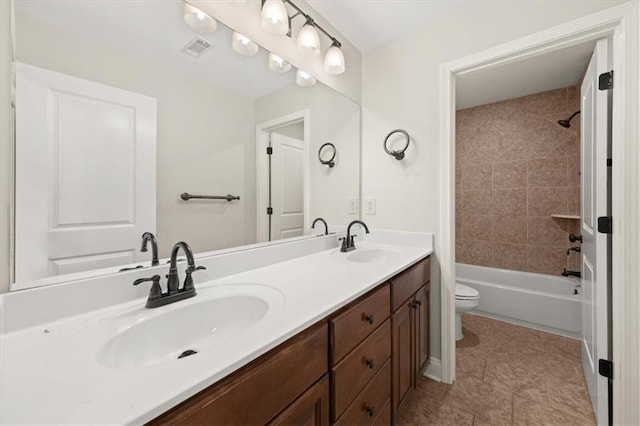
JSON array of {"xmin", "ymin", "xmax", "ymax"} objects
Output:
[
  {"xmin": 391, "ymin": 301, "xmax": 413, "ymax": 413},
  {"xmin": 414, "ymin": 285, "xmax": 430, "ymax": 381},
  {"xmin": 269, "ymin": 375, "xmax": 330, "ymax": 426}
]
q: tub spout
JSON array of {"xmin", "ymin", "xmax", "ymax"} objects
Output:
[{"xmin": 562, "ymin": 269, "xmax": 581, "ymax": 278}]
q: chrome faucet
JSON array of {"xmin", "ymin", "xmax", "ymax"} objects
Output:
[
  {"xmin": 311, "ymin": 217, "xmax": 329, "ymax": 235},
  {"xmin": 340, "ymin": 220, "xmax": 370, "ymax": 252},
  {"xmin": 141, "ymin": 232, "xmax": 159, "ymax": 266},
  {"xmin": 133, "ymin": 241, "xmax": 206, "ymax": 308}
]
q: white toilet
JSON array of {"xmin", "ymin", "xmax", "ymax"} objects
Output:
[{"xmin": 455, "ymin": 283, "xmax": 480, "ymax": 341}]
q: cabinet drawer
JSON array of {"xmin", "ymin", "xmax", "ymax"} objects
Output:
[
  {"xmin": 150, "ymin": 323, "xmax": 328, "ymax": 425},
  {"xmin": 335, "ymin": 360, "xmax": 390, "ymax": 426},
  {"xmin": 373, "ymin": 399, "xmax": 391, "ymax": 426},
  {"xmin": 391, "ymin": 257, "xmax": 430, "ymax": 312},
  {"xmin": 331, "ymin": 285, "xmax": 390, "ymax": 363},
  {"xmin": 332, "ymin": 319, "xmax": 391, "ymax": 420}
]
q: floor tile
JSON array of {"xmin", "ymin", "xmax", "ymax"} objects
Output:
[{"xmin": 513, "ymin": 394, "xmax": 592, "ymax": 426}]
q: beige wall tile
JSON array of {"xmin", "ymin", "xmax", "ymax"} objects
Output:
[
  {"xmin": 463, "ymin": 163, "xmax": 492, "ymax": 189},
  {"xmin": 493, "ymin": 215, "xmax": 527, "ymax": 242},
  {"xmin": 528, "ymin": 187, "xmax": 568, "ymax": 216},
  {"xmin": 463, "ymin": 215, "xmax": 493, "ymax": 241},
  {"xmin": 528, "ymin": 157, "xmax": 568, "ymax": 187},
  {"xmin": 528, "ymin": 245, "xmax": 567, "ymax": 275},
  {"xmin": 567, "ymin": 186, "xmax": 580, "ymax": 216},
  {"xmin": 528, "ymin": 216, "xmax": 568, "ymax": 246},
  {"xmin": 493, "ymin": 188, "xmax": 527, "ymax": 215},
  {"xmin": 567, "ymin": 155, "xmax": 580, "ymax": 186},
  {"xmin": 465, "ymin": 240, "xmax": 494, "ymax": 267},
  {"xmin": 463, "ymin": 190, "xmax": 492, "ymax": 216},
  {"xmin": 493, "ymin": 243, "xmax": 528, "ymax": 271},
  {"xmin": 493, "ymin": 160, "xmax": 527, "ymax": 188},
  {"xmin": 522, "ymin": 88, "xmax": 568, "ymax": 116}
]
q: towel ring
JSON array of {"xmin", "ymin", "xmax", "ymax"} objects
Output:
[
  {"xmin": 383, "ymin": 129, "xmax": 410, "ymax": 160},
  {"xmin": 318, "ymin": 142, "xmax": 336, "ymax": 168}
]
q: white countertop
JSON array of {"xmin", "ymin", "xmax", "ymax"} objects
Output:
[{"xmin": 0, "ymin": 233, "xmax": 432, "ymax": 425}]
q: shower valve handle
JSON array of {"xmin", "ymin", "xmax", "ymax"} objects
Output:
[{"xmin": 569, "ymin": 234, "xmax": 583, "ymax": 243}]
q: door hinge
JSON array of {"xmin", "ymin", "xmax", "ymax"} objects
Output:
[
  {"xmin": 599, "ymin": 359, "xmax": 613, "ymax": 379},
  {"xmin": 607, "ymin": 158, "xmax": 612, "ymax": 167},
  {"xmin": 266, "ymin": 146, "xmax": 273, "ymax": 155},
  {"xmin": 599, "ymin": 70, "xmax": 613, "ymax": 90},
  {"xmin": 266, "ymin": 207, "xmax": 273, "ymax": 215},
  {"xmin": 597, "ymin": 216, "xmax": 612, "ymax": 234}
]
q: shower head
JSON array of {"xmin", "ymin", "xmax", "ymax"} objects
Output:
[{"xmin": 557, "ymin": 110, "xmax": 581, "ymax": 128}]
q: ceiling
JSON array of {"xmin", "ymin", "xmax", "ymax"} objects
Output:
[
  {"xmin": 15, "ymin": 0, "xmax": 295, "ymax": 99},
  {"xmin": 456, "ymin": 40, "xmax": 596, "ymax": 109}
]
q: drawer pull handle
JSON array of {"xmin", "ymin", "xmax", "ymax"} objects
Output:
[
  {"xmin": 365, "ymin": 358, "xmax": 375, "ymax": 369},
  {"xmin": 415, "ymin": 300, "xmax": 422, "ymax": 307},
  {"xmin": 365, "ymin": 405, "xmax": 375, "ymax": 417},
  {"xmin": 363, "ymin": 314, "xmax": 374, "ymax": 324}
]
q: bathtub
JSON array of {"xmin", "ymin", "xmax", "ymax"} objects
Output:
[{"xmin": 456, "ymin": 263, "xmax": 582, "ymax": 339}]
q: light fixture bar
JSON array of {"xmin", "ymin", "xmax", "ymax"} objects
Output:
[{"xmin": 260, "ymin": 0, "xmax": 341, "ymax": 48}]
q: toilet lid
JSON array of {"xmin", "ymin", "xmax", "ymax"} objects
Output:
[{"xmin": 456, "ymin": 283, "xmax": 479, "ymax": 299}]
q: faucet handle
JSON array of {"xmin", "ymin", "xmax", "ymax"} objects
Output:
[
  {"xmin": 133, "ymin": 275, "xmax": 163, "ymax": 300},
  {"xmin": 183, "ymin": 265, "xmax": 206, "ymax": 292}
]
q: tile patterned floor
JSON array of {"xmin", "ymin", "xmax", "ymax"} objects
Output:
[{"xmin": 397, "ymin": 314, "xmax": 595, "ymax": 425}]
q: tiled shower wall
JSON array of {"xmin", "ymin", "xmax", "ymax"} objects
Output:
[{"xmin": 455, "ymin": 86, "xmax": 581, "ymax": 275}]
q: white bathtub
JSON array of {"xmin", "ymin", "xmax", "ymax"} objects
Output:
[{"xmin": 456, "ymin": 263, "xmax": 582, "ymax": 339}]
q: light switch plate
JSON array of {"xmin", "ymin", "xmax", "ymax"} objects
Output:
[
  {"xmin": 364, "ymin": 198, "xmax": 376, "ymax": 215},
  {"xmin": 348, "ymin": 198, "xmax": 359, "ymax": 215}
]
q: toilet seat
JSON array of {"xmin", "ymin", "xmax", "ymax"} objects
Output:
[{"xmin": 455, "ymin": 283, "xmax": 479, "ymax": 300}]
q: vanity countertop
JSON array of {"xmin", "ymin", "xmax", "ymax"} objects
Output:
[{"xmin": 0, "ymin": 235, "xmax": 432, "ymax": 425}]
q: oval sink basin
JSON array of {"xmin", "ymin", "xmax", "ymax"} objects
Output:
[
  {"xmin": 346, "ymin": 248, "xmax": 401, "ymax": 263},
  {"xmin": 46, "ymin": 284, "xmax": 285, "ymax": 372},
  {"xmin": 97, "ymin": 294, "xmax": 270, "ymax": 369}
]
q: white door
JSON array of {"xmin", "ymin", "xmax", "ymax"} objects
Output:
[
  {"xmin": 270, "ymin": 133, "xmax": 305, "ymax": 241},
  {"xmin": 15, "ymin": 63, "xmax": 157, "ymax": 285},
  {"xmin": 580, "ymin": 39, "xmax": 610, "ymax": 426}
]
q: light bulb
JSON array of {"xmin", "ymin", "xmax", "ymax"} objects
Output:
[
  {"xmin": 297, "ymin": 22, "xmax": 320, "ymax": 57},
  {"xmin": 232, "ymin": 32, "xmax": 259, "ymax": 56},
  {"xmin": 268, "ymin": 53, "xmax": 292, "ymax": 73},
  {"xmin": 324, "ymin": 43, "xmax": 345, "ymax": 75},
  {"xmin": 296, "ymin": 70, "xmax": 317, "ymax": 87},
  {"xmin": 183, "ymin": 3, "xmax": 218, "ymax": 33},
  {"xmin": 260, "ymin": 0, "xmax": 289, "ymax": 36}
]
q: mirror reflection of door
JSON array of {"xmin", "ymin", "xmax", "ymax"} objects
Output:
[
  {"xmin": 257, "ymin": 118, "xmax": 307, "ymax": 243},
  {"xmin": 14, "ymin": 63, "xmax": 157, "ymax": 284}
]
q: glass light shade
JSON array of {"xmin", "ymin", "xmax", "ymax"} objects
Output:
[
  {"xmin": 296, "ymin": 23, "xmax": 320, "ymax": 57},
  {"xmin": 268, "ymin": 53, "xmax": 292, "ymax": 73},
  {"xmin": 296, "ymin": 69, "xmax": 317, "ymax": 87},
  {"xmin": 260, "ymin": 0, "xmax": 289, "ymax": 35},
  {"xmin": 323, "ymin": 44, "xmax": 345, "ymax": 75},
  {"xmin": 231, "ymin": 32, "xmax": 259, "ymax": 56},
  {"xmin": 183, "ymin": 3, "xmax": 218, "ymax": 33}
]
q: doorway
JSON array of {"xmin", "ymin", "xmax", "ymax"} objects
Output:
[
  {"xmin": 438, "ymin": 3, "xmax": 640, "ymax": 425},
  {"xmin": 256, "ymin": 110, "xmax": 310, "ymax": 243}
]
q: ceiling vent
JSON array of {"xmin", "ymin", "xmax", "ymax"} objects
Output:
[{"xmin": 182, "ymin": 38, "xmax": 211, "ymax": 58}]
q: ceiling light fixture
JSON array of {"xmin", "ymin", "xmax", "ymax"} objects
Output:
[
  {"xmin": 297, "ymin": 18, "xmax": 320, "ymax": 57},
  {"xmin": 260, "ymin": 0, "xmax": 346, "ymax": 75},
  {"xmin": 296, "ymin": 69, "xmax": 317, "ymax": 87},
  {"xmin": 183, "ymin": 3, "xmax": 218, "ymax": 33},
  {"xmin": 260, "ymin": 0, "xmax": 289, "ymax": 35},
  {"xmin": 324, "ymin": 40, "xmax": 345, "ymax": 75},
  {"xmin": 231, "ymin": 31, "xmax": 259, "ymax": 56},
  {"xmin": 268, "ymin": 53, "xmax": 292, "ymax": 73}
]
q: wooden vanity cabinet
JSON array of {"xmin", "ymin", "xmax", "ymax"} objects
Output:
[
  {"xmin": 329, "ymin": 284, "xmax": 391, "ymax": 425},
  {"xmin": 390, "ymin": 257, "xmax": 431, "ymax": 417},
  {"xmin": 149, "ymin": 322, "xmax": 329, "ymax": 426}
]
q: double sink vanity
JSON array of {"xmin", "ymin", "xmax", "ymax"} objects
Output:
[{"xmin": 0, "ymin": 230, "xmax": 433, "ymax": 424}]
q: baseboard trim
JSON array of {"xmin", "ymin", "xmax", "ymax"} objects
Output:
[{"xmin": 423, "ymin": 357, "xmax": 442, "ymax": 382}]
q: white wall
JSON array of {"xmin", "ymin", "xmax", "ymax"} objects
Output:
[
  {"xmin": 0, "ymin": 1, "xmax": 14, "ymax": 294},
  {"xmin": 361, "ymin": 0, "xmax": 626, "ymax": 360},
  {"xmin": 255, "ymin": 82, "xmax": 360, "ymax": 230},
  {"xmin": 15, "ymin": 12, "xmax": 256, "ymax": 259}
]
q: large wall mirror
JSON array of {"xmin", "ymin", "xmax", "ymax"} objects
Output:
[{"xmin": 11, "ymin": 0, "xmax": 360, "ymax": 291}]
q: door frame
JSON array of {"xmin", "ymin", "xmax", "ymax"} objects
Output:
[
  {"xmin": 255, "ymin": 109, "xmax": 311, "ymax": 243},
  {"xmin": 438, "ymin": 3, "xmax": 639, "ymax": 424}
]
